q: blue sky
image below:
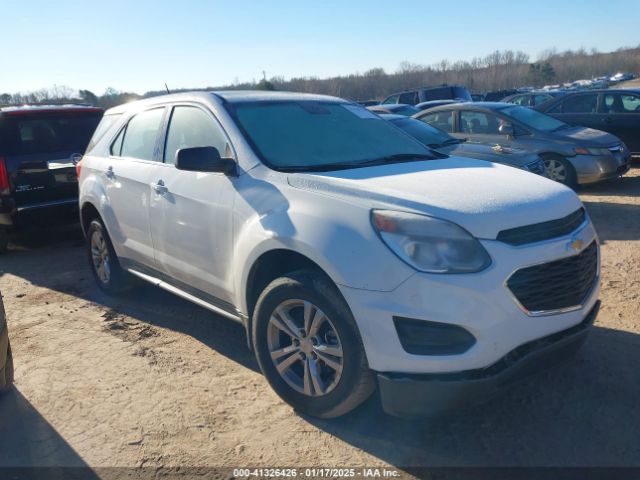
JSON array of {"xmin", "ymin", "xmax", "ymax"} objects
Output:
[{"xmin": 2, "ymin": 0, "xmax": 639, "ymax": 95}]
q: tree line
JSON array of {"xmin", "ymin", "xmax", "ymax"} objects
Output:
[{"xmin": 2, "ymin": 46, "xmax": 639, "ymax": 108}]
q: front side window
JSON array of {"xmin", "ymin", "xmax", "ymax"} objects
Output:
[
  {"xmin": 418, "ymin": 111, "xmax": 454, "ymax": 133},
  {"xmin": 231, "ymin": 101, "xmax": 430, "ymax": 170},
  {"xmin": 532, "ymin": 94, "xmax": 552, "ymax": 106},
  {"xmin": 164, "ymin": 106, "xmax": 229, "ymax": 164},
  {"xmin": 602, "ymin": 93, "xmax": 640, "ymax": 113},
  {"xmin": 460, "ymin": 111, "xmax": 500, "ymax": 134},
  {"xmin": 508, "ymin": 95, "xmax": 529, "ymax": 106},
  {"xmin": 398, "ymin": 91, "xmax": 417, "ymax": 105},
  {"xmin": 560, "ymin": 94, "xmax": 598, "ymax": 114},
  {"xmin": 120, "ymin": 108, "xmax": 165, "ymax": 161}
]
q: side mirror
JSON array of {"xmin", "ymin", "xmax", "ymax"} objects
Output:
[
  {"xmin": 175, "ymin": 146, "xmax": 236, "ymax": 175},
  {"xmin": 498, "ymin": 123, "xmax": 514, "ymax": 137}
]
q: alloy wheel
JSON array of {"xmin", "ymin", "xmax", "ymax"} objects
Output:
[
  {"xmin": 267, "ymin": 299, "xmax": 344, "ymax": 397},
  {"xmin": 90, "ymin": 229, "xmax": 111, "ymax": 284},
  {"xmin": 544, "ymin": 158, "xmax": 567, "ymax": 182}
]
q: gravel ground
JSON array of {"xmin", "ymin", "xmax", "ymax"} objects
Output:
[{"xmin": 0, "ymin": 168, "xmax": 639, "ymax": 475}]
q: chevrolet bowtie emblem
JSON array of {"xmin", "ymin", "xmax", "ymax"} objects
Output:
[{"xmin": 569, "ymin": 238, "xmax": 584, "ymax": 252}]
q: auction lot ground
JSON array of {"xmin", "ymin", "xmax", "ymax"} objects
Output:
[{"xmin": 0, "ymin": 168, "xmax": 639, "ymax": 473}]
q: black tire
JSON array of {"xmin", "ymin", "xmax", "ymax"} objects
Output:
[
  {"xmin": 542, "ymin": 154, "xmax": 578, "ymax": 188},
  {"xmin": 252, "ymin": 270, "xmax": 375, "ymax": 418},
  {"xmin": 86, "ymin": 219, "xmax": 135, "ymax": 294},
  {"xmin": 0, "ymin": 227, "xmax": 8, "ymax": 254},
  {"xmin": 1, "ymin": 341, "xmax": 14, "ymax": 391}
]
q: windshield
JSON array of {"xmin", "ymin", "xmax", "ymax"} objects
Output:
[
  {"xmin": 232, "ymin": 101, "xmax": 430, "ymax": 170},
  {"xmin": 390, "ymin": 117, "xmax": 454, "ymax": 147},
  {"xmin": 499, "ymin": 105, "xmax": 566, "ymax": 132}
]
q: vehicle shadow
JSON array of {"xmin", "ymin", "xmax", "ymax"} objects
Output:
[
  {"xmin": 302, "ymin": 324, "xmax": 640, "ymax": 467},
  {"xmin": 0, "ymin": 388, "xmax": 99, "ymax": 477},
  {"xmin": 1, "ymin": 224, "xmax": 259, "ymax": 375},
  {"xmin": 578, "ymin": 166, "xmax": 640, "ymax": 198},
  {"xmin": 582, "ymin": 200, "xmax": 640, "ymax": 243}
]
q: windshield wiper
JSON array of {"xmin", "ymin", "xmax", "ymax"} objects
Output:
[{"xmin": 280, "ymin": 153, "xmax": 437, "ymax": 172}]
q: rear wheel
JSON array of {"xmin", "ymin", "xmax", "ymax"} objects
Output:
[
  {"xmin": 542, "ymin": 155, "xmax": 577, "ymax": 188},
  {"xmin": 0, "ymin": 227, "xmax": 8, "ymax": 254},
  {"xmin": 87, "ymin": 219, "xmax": 135, "ymax": 294},
  {"xmin": 252, "ymin": 270, "xmax": 375, "ymax": 418}
]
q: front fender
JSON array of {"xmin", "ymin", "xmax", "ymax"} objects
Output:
[{"xmin": 231, "ymin": 182, "xmax": 415, "ymax": 314}]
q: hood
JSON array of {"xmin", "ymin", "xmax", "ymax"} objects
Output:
[
  {"xmin": 439, "ymin": 142, "xmax": 540, "ymax": 168},
  {"xmin": 557, "ymin": 126, "xmax": 620, "ymax": 147},
  {"xmin": 287, "ymin": 157, "xmax": 581, "ymax": 239}
]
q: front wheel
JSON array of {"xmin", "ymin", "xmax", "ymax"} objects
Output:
[
  {"xmin": 542, "ymin": 155, "xmax": 578, "ymax": 188},
  {"xmin": 252, "ymin": 270, "xmax": 375, "ymax": 418}
]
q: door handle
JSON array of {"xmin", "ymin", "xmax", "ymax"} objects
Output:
[
  {"xmin": 152, "ymin": 179, "xmax": 168, "ymax": 195},
  {"xmin": 105, "ymin": 166, "xmax": 115, "ymax": 179}
]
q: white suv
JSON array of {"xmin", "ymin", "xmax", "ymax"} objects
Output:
[{"xmin": 78, "ymin": 91, "xmax": 600, "ymax": 418}]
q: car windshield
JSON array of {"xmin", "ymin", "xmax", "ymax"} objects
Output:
[
  {"xmin": 390, "ymin": 117, "xmax": 454, "ymax": 147},
  {"xmin": 499, "ymin": 105, "xmax": 566, "ymax": 132},
  {"xmin": 231, "ymin": 101, "xmax": 430, "ymax": 170}
]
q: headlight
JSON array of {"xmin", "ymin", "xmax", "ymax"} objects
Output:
[
  {"xmin": 574, "ymin": 147, "xmax": 608, "ymax": 156},
  {"xmin": 371, "ymin": 210, "xmax": 491, "ymax": 273}
]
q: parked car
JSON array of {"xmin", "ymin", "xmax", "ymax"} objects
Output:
[
  {"xmin": 471, "ymin": 93, "xmax": 485, "ymax": 102},
  {"xmin": 380, "ymin": 114, "xmax": 547, "ymax": 176},
  {"xmin": 414, "ymin": 102, "xmax": 631, "ymax": 187},
  {"xmin": 484, "ymin": 89, "xmax": 519, "ymax": 102},
  {"xmin": 535, "ymin": 89, "xmax": 640, "ymax": 155},
  {"xmin": 367, "ymin": 104, "xmax": 420, "ymax": 116},
  {"xmin": 502, "ymin": 91, "xmax": 567, "ymax": 107},
  {"xmin": 609, "ymin": 72, "xmax": 636, "ymax": 83},
  {"xmin": 0, "ymin": 292, "xmax": 13, "ymax": 392},
  {"xmin": 381, "ymin": 84, "xmax": 471, "ymax": 106},
  {"xmin": 358, "ymin": 100, "xmax": 379, "ymax": 107},
  {"xmin": 415, "ymin": 99, "xmax": 463, "ymax": 111},
  {"xmin": 79, "ymin": 91, "xmax": 600, "ymax": 418},
  {"xmin": 0, "ymin": 105, "xmax": 104, "ymax": 252}
]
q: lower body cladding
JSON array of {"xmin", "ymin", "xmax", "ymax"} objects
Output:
[
  {"xmin": 339, "ymin": 221, "xmax": 600, "ymax": 417},
  {"xmin": 571, "ymin": 153, "xmax": 631, "ymax": 185}
]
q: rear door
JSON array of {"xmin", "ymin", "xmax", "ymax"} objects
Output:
[
  {"xmin": 100, "ymin": 107, "xmax": 166, "ymax": 268},
  {"xmin": 0, "ymin": 109, "xmax": 102, "ymax": 207},
  {"xmin": 598, "ymin": 92, "xmax": 640, "ymax": 152}
]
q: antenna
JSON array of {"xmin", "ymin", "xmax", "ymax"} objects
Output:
[{"xmin": 165, "ymin": 83, "xmax": 171, "ymax": 94}]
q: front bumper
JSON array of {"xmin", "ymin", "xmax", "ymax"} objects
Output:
[
  {"xmin": 378, "ymin": 300, "xmax": 599, "ymax": 417},
  {"xmin": 570, "ymin": 153, "xmax": 631, "ymax": 185}
]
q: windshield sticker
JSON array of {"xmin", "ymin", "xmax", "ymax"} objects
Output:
[{"xmin": 342, "ymin": 104, "xmax": 379, "ymax": 119}]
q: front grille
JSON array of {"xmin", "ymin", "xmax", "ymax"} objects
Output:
[
  {"xmin": 507, "ymin": 241, "xmax": 598, "ymax": 313},
  {"xmin": 497, "ymin": 208, "xmax": 586, "ymax": 246},
  {"xmin": 525, "ymin": 159, "xmax": 546, "ymax": 175}
]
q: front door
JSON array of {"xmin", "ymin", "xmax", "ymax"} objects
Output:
[{"xmin": 148, "ymin": 104, "xmax": 236, "ymax": 306}]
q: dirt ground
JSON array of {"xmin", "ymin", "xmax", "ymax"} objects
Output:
[{"xmin": 0, "ymin": 168, "xmax": 639, "ymax": 474}]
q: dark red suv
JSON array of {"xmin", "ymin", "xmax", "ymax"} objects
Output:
[{"xmin": 0, "ymin": 105, "xmax": 103, "ymax": 252}]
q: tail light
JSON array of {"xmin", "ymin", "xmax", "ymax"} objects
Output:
[
  {"xmin": 0, "ymin": 157, "xmax": 9, "ymax": 194},
  {"xmin": 75, "ymin": 159, "xmax": 83, "ymax": 178}
]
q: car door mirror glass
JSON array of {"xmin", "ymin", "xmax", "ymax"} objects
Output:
[{"xmin": 175, "ymin": 146, "xmax": 236, "ymax": 175}]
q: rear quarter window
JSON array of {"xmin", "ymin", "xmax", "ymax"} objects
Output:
[{"xmin": 86, "ymin": 113, "xmax": 122, "ymax": 153}]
